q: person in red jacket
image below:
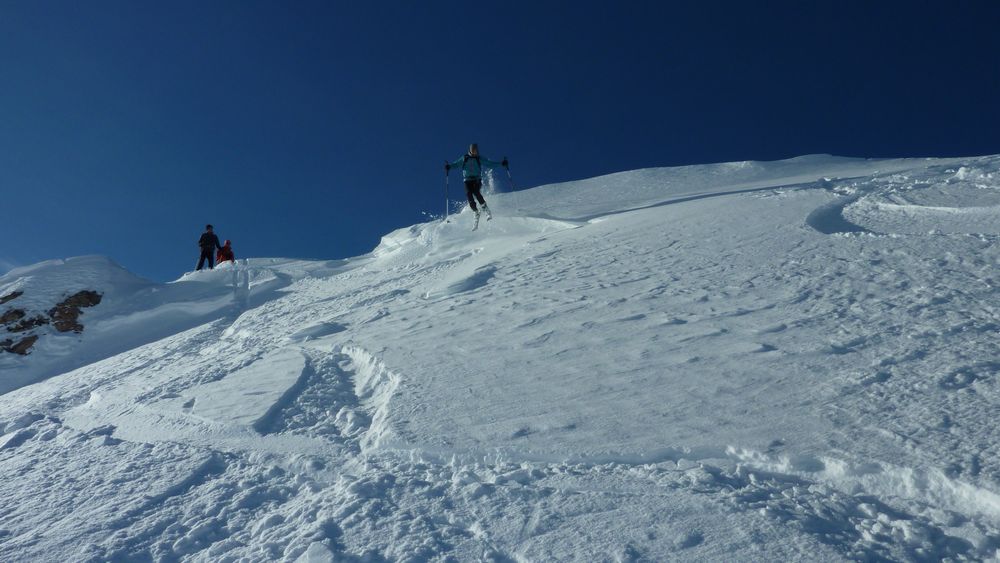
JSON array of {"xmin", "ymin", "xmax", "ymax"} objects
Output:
[{"xmin": 216, "ymin": 240, "xmax": 235, "ymax": 265}]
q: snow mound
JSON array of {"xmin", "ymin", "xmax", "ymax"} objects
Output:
[
  {"xmin": 0, "ymin": 255, "xmax": 151, "ymax": 312},
  {"xmin": 373, "ymin": 214, "xmax": 577, "ymax": 262}
]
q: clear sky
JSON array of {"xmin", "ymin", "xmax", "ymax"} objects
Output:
[{"xmin": 3, "ymin": 1, "xmax": 999, "ymax": 281}]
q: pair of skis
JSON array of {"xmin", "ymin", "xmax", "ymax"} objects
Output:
[{"xmin": 471, "ymin": 207, "xmax": 492, "ymax": 231}]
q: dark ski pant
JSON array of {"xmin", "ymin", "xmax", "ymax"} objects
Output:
[
  {"xmin": 464, "ymin": 178, "xmax": 487, "ymax": 212},
  {"xmin": 197, "ymin": 248, "xmax": 216, "ymax": 270}
]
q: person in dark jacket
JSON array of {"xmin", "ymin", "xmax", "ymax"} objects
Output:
[
  {"xmin": 216, "ymin": 239, "xmax": 235, "ymax": 265},
  {"xmin": 197, "ymin": 224, "xmax": 223, "ymax": 270}
]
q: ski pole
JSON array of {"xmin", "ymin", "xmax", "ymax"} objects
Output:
[
  {"xmin": 504, "ymin": 159, "xmax": 521, "ymax": 212},
  {"xmin": 444, "ymin": 166, "xmax": 450, "ymax": 221}
]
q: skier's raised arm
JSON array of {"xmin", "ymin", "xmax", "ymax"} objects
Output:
[{"xmin": 479, "ymin": 155, "xmax": 504, "ymax": 168}]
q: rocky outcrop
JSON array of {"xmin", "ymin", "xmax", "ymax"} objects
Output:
[
  {"xmin": 48, "ymin": 290, "xmax": 103, "ymax": 333},
  {"xmin": 1, "ymin": 309, "xmax": 25, "ymax": 325},
  {"xmin": 1, "ymin": 289, "xmax": 102, "ymax": 355},
  {"xmin": 10, "ymin": 315, "xmax": 49, "ymax": 333},
  {"xmin": 1, "ymin": 336, "xmax": 38, "ymax": 356}
]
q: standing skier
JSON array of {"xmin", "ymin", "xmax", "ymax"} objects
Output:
[
  {"xmin": 445, "ymin": 143, "xmax": 508, "ymax": 223},
  {"xmin": 196, "ymin": 224, "xmax": 223, "ymax": 271}
]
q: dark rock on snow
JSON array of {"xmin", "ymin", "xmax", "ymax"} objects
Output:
[
  {"xmin": 1, "ymin": 336, "xmax": 38, "ymax": 355},
  {"xmin": 9, "ymin": 316, "xmax": 49, "ymax": 333},
  {"xmin": 1, "ymin": 309, "xmax": 26, "ymax": 325},
  {"xmin": 1, "ymin": 290, "xmax": 102, "ymax": 354},
  {"xmin": 49, "ymin": 290, "xmax": 103, "ymax": 333}
]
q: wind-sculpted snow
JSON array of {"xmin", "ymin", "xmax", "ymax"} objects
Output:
[
  {"xmin": 799, "ymin": 161, "xmax": 1000, "ymax": 239},
  {"xmin": 2, "ymin": 154, "xmax": 1000, "ymax": 561},
  {"xmin": 505, "ymin": 154, "xmax": 946, "ymax": 222},
  {"xmin": 805, "ymin": 196, "xmax": 870, "ymax": 234},
  {"xmin": 841, "ymin": 164, "xmax": 1000, "ymax": 236}
]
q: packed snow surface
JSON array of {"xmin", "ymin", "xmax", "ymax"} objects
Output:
[{"xmin": 2, "ymin": 154, "xmax": 1000, "ymax": 561}]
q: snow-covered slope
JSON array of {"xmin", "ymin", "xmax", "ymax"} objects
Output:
[
  {"xmin": 3, "ymin": 154, "xmax": 1000, "ymax": 561},
  {"xmin": 0, "ymin": 255, "xmax": 351, "ymax": 395}
]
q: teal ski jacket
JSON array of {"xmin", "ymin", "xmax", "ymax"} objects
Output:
[{"xmin": 450, "ymin": 153, "xmax": 504, "ymax": 180}]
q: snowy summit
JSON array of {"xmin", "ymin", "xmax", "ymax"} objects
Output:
[{"xmin": 2, "ymin": 154, "xmax": 1000, "ymax": 561}]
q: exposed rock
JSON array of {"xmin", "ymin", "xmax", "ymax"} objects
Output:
[
  {"xmin": 48, "ymin": 290, "xmax": 103, "ymax": 333},
  {"xmin": 0, "ymin": 290, "xmax": 102, "ymax": 349},
  {"xmin": 11, "ymin": 336, "xmax": 38, "ymax": 355},
  {"xmin": 61, "ymin": 290, "xmax": 103, "ymax": 309},
  {"xmin": 50, "ymin": 316, "xmax": 82, "ymax": 333},
  {"xmin": 1, "ymin": 335, "xmax": 38, "ymax": 355},
  {"xmin": 1, "ymin": 309, "xmax": 26, "ymax": 325},
  {"xmin": 10, "ymin": 316, "xmax": 49, "ymax": 333}
]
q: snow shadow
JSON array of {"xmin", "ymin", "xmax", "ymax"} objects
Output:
[
  {"xmin": 805, "ymin": 197, "xmax": 870, "ymax": 235},
  {"xmin": 284, "ymin": 322, "xmax": 349, "ymax": 343},
  {"xmin": 448, "ymin": 265, "xmax": 497, "ymax": 294},
  {"xmin": 527, "ymin": 184, "xmax": 809, "ymax": 223},
  {"xmin": 424, "ymin": 265, "xmax": 498, "ymax": 300}
]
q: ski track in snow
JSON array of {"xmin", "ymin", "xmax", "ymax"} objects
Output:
[{"xmin": 2, "ymin": 155, "xmax": 1000, "ymax": 561}]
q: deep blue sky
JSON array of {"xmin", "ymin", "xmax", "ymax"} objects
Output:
[{"xmin": 3, "ymin": 1, "xmax": 999, "ymax": 281}]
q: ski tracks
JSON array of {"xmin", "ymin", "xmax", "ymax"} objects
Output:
[{"xmin": 264, "ymin": 346, "xmax": 401, "ymax": 458}]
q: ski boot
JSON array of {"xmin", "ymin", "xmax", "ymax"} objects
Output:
[{"xmin": 482, "ymin": 204, "xmax": 493, "ymax": 221}]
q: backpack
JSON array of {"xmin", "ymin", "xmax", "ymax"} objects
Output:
[{"xmin": 462, "ymin": 154, "xmax": 481, "ymax": 171}]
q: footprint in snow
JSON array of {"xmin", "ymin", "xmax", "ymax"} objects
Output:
[
  {"xmin": 939, "ymin": 366, "xmax": 985, "ymax": 390},
  {"xmin": 674, "ymin": 531, "xmax": 704, "ymax": 549},
  {"xmin": 511, "ymin": 427, "xmax": 534, "ymax": 439}
]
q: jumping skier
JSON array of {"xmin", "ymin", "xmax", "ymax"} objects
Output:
[
  {"xmin": 445, "ymin": 143, "xmax": 508, "ymax": 228},
  {"xmin": 196, "ymin": 224, "xmax": 223, "ymax": 270}
]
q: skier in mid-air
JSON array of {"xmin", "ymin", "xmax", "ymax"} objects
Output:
[
  {"xmin": 445, "ymin": 143, "xmax": 508, "ymax": 226},
  {"xmin": 196, "ymin": 224, "xmax": 223, "ymax": 270}
]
